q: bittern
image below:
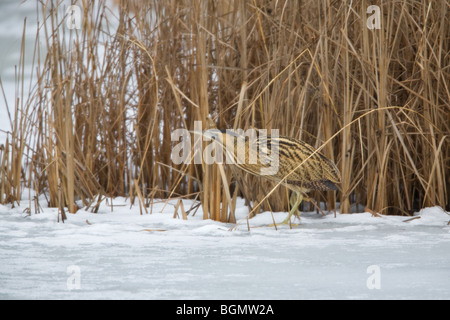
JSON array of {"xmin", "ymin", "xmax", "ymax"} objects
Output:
[{"xmin": 202, "ymin": 129, "xmax": 341, "ymax": 225}]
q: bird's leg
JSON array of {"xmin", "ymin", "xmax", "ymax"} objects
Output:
[
  {"xmin": 289, "ymin": 191, "xmax": 302, "ymax": 220},
  {"xmin": 289, "ymin": 191, "xmax": 297, "ymax": 209},
  {"xmin": 280, "ymin": 191, "xmax": 303, "ymax": 225},
  {"xmin": 269, "ymin": 191, "xmax": 303, "ymax": 227}
]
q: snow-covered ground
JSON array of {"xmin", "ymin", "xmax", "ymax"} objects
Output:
[
  {"xmin": 0, "ymin": 1, "xmax": 449, "ymax": 301},
  {"xmin": 1, "ymin": 195, "xmax": 449, "ymax": 300}
]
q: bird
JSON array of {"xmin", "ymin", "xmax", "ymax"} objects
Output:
[{"xmin": 201, "ymin": 129, "xmax": 341, "ymax": 225}]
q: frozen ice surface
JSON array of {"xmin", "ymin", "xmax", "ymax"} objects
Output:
[{"xmin": 0, "ymin": 197, "xmax": 449, "ymax": 300}]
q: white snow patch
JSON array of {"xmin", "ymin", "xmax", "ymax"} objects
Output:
[{"xmin": 0, "ymin": 194, "xmax": 449, "ymax": 300}]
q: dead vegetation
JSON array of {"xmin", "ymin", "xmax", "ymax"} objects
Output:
[{"xmin": 0, "ymin": 0, "xmax": 448, "ymax": 220}]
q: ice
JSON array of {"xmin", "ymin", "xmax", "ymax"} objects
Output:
[
  {"xmin": 0, "ymin": 194, "xmax": 449, "ymax": 300},
  {"xmin": 0, "ymin": 1, "xmax": 449, "ymax": 301}
]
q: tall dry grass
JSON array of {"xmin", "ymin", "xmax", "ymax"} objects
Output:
[{"xmin": 0, "ymin": 0, "xmax": 448, "ymax": 220}]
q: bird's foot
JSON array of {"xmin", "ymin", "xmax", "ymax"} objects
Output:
[{"xmin": 268, "ymin": 217, "xmax": 300, "ymax": 228}]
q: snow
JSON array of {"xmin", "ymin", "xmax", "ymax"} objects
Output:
[
  {"xmin": 1, "ymin": 195, "xmax": 449, "ymax": 300},
  {"xmin": 0, "ymin": 1, "xmax": 449, "ymax": 301}
]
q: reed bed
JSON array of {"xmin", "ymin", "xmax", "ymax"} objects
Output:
[{"xmin": 0, "ymin": 0, "xmax": 448, "ymax": 220}]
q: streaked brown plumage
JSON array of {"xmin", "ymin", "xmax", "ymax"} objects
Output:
[{"xmin": 205, "ymin": 130, "xmax": 341, "ymax": 225}]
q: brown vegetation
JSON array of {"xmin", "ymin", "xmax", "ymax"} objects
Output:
[{"xmin": 0, "ymin": 0, "xmax": 448, "ymax": 221}]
